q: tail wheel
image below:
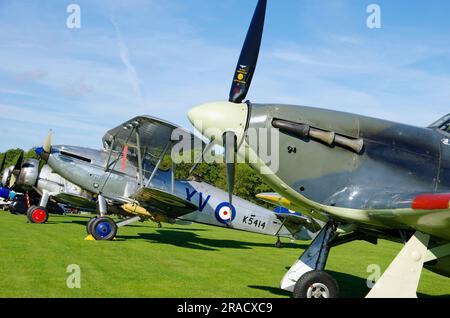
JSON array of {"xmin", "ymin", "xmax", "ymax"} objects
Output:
[
  {"xmin": 293, "ymin": 270, "xmax": 339, "ymax": 298},
  {"xmin": 86, "ymin": 217, "xmax": 97, "ymax": 235},
  {"xmin": 27, "ymin": 206, "xmax": 49, "ymax": 224},
  {"xmin": 91, "ymin": 216, "xmax": 117, "ymax": 241}
]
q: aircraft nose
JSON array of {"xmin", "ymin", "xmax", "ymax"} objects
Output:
[{"xmin": 187, "ymin": 101, "xmax": 249, "ymax": 146}]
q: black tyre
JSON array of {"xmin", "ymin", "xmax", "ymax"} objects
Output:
[
  {"xmin": 27, "ymin": 206, "xmax": 49, "ymax": 224},
  {"xmin": 275, "ymin": 239, "xmax": 282, "ymax": 248},
  {"xmin": 293, "ymin": 270, "xmax": 339, "ymax": 298},
  {"xmin": 86, "ymin": 217, "xmax": 97, "ymax": 235},
  {"xmin": 91, "ymin": 216, "xmax": 117, "ymax": 241},
  {"xmin": 9, "ymin": 197, "xmax": 28, "ymax": 214}
]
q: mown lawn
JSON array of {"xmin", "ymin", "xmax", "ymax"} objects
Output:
[{"xmin": 0, "ymin": 211, "xmax": 449, "ymax": 298}]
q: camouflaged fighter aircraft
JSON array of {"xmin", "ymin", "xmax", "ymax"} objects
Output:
[
  {"xmin": 0, "ymin": 151, "xmax": 95, "ymax": 220},
  {"xmin": 34, "ymin": 115, "xmax": 316, "ymax": 243},
  {"xmin": 187, "ymin": 0, "xmax": 450, "ymax": 298}
]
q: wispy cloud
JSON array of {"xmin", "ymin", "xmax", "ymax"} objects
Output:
[
  {"xmin": 110, "ymin": 15, "xmax": 144, "ymax": 106},
  {"xmin": 0, "ymin": 0, "xmax": 449, "ymax": 152}
]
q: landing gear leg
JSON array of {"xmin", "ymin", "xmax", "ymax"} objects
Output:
[
  {"xmin": 281, "ymin": 222, "xmax": 338, "ymax": 298},
  {"xmin": 274, "ymin": 218, "xmax": 288, "ymax": 248},
  {"xmin": 26, "ymin": 190, "xmax": 50, "ymax": 224},
  {"xmin": 275, "ymin": 237, "xmax": 282, "ymax": 248},
  {"xmin": 97, "ymin": 194, "xmax": 107, "ymax": 217},
  {"xmin": 85, "ymin": 194, "xmax": 109, "ymax": 239},
  {"xmin": 366, "ymin": 231, "xmax": 430, "ymax": 298}
]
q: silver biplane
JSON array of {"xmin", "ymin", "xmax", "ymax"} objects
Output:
[
  {"xmin": 0, "ymin": 151, "xmax": 96, "ymax": 220},
  {"xmin": 34, "ymin": 116, "xmax": 317, "ymax": 243}
]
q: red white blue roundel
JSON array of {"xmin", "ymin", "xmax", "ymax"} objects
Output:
[{"xmin": 215, "ymin": 202, "xmax": 236, "ymax": 224}]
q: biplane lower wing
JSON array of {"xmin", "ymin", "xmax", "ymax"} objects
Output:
[
  {"xmin": 131, "ymin": 187, "xmax": 198, "ymax": 219},
  {"xmin": 53, "ymin": 193, "xmax": 97, "ymax": 211}
]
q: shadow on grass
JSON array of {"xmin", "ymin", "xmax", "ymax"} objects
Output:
[
  {"xmin": 252, "ymin": 269, "xmax": 450, "ymax": 298},
  {"xmin": 248, "ymin": 285, "xmax": 291, "ymax": 297},
  {"xmin": 417, "ymin": 293, "xmax": 450, "ymax": 299},
  {"xmin": 249, "ymin": 270, "xmax": 369, "ymax": 298},
  {"xmin": 118, "ymin": 229, "xmax": 309, "ymax": 251},
  {"xmin": 66, "ymin": 219, "xmax": 210, "ymax": 233}
]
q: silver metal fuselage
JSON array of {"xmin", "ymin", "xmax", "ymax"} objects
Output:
[{"xmin": 47, "ymin": 145, "xmax": 311, "ymax": 240}]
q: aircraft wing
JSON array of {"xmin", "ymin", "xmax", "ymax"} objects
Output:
[
  {"xmin": 257, "ymin": 193, "xmax": 322, "ymax": 233},
  {"xmin": 366, "ymin": 193, "xmax": 450, "ymax": 241},
  {"xmin": 52, "ymin": 193, "xmax": 97, "ymax": 211},
  {"xmin": 263, "ymin": 187, "xmax": 450, "ymax": 241},
  {"xmin": 131, "ymin": 187, "xmax": 198, "ymax": 218},
  {"xmin": 102, "ymin": 115, "xmax": 205, "ymax": 155}
]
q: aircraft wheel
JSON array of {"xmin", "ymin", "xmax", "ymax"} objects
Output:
[
  {"xmin": 91, "ymin": 216, "xmax": 117, "ymax": 241},
  {"xmin": 293, "ymin": 270, "xmax": 339, "ymax": 298},
  {"xmin": 27, "ymin": 206, "xmax": 49, "ymax": 224},
  {"xmin": 86, "ymin": 217, "xmax": 97, "ymax": 235},
  {"xmin": 275, "ymin": 238, "xmax": 282, "ymax": 248}
]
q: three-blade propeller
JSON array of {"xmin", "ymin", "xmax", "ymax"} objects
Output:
[
  {"xmin": 8, "ymin": 151, "xmax": 24, "ymax": 188},
  {"xmin": 223, "ymin": 0, "xmax": 267, "ymax": 219},
  {"xmin": 9, "ymin": 130, "xmax": 53, "ymax": 189}
]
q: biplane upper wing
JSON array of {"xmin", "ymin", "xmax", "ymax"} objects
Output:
[
  {"xmin": 131, "ymin": 187, "xmax": 198, "ymax": 218},
  {"xmin": 102, "ymin": 115, "xmax": 205, "ymax": 155}
]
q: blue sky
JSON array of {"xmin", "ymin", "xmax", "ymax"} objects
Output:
[{"xmin": 1, "ymin": 0, "xmax": 450, "ymax": 151}]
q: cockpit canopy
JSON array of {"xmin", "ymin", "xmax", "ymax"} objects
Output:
[
  {"xmin": 102, "ymin": 115, "xmax": 206, "ymax": 173},
  {"xmin": 429, "ymin": 114, "xmax": 450, "ymax": 135}
]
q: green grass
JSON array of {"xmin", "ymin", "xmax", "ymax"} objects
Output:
[{"xmin": 0, "ymin": 211, "xmax": 449, "ymax": 298}]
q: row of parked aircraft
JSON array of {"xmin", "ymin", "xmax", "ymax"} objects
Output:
[
  {"xmin": 1, "ymin": 0, "xmax": 449, "ymax": 299},
  {"xmin": 0, "ymin": 120, "xmax": 316, "ymax": 245}
]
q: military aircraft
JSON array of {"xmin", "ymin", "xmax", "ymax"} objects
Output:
[
  {"xmin": 187, "ymin": 0, "xmax": 450, "ymax": 298},
  {"xmin": 34, "ymin": 115, "xmax": 315, "ymax": 243},
  {"xmin": 0, "ymin": 151, "xmax": 96, "ymax": 220}
]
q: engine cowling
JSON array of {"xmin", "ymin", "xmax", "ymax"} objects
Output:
[{"xmin": 17, "ymin": 159, "xmax": 39, "ymax": 189}]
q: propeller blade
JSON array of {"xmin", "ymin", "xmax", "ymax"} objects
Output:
[
  {"xmin": 13, "ymin": 151, "xmax": 24, "ymax": 172},
  {"xmin": 8, "ymin": 174, "xmax": 16, "ymax": 188},
  {"xmin": 229, "ymin": 0, "xmax": 267, "ymax": 103},
  {"xmin": 224, "ymin": 131, "xmax": 237, "ymax": 224},
  {"xmin": 0, "ymin": 154, "xmax": 5, "ymax": 186},
  {"xmin": 43, "ymin": 130, "xmax": 52, "ymax": 153},
  {"xmin": 9, "ymin": 151, "xmax": 24, "ymax": 188},
  {"xmin": 0, "ymin": 153, "xmax": 6, "ymax": 175},
  {"xmin": 38, "ymin": 157, "xmax": 46, "ymax": 173}
]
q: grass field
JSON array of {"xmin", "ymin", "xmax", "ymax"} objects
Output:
[{"xmin": 0, "ymin": 211, "xmax": 449, "ymax": 298}]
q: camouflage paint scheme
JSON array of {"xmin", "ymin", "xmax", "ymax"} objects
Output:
[
  {"xmin": 186, "ymin": 0, "xmax": 450, "ymax": 284},
  {"xmin": 233, "ymin": 104, "xmax": 450, "ymax": 276}
]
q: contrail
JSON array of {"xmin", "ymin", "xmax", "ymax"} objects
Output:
[{"xmin": 110, "ymin": 16, "xmax": 144, "ymax": 105}]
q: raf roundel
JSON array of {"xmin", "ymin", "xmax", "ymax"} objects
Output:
[{"xmin": 215, "ymin": 202, "xmax": 236, "ymax": 224}]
